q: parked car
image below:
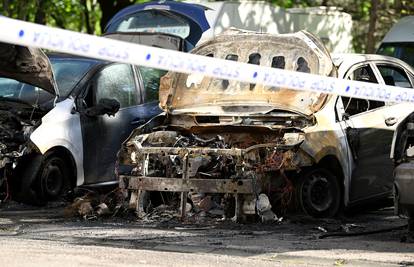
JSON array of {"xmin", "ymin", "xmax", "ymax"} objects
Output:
[
  {"xmin": 0, "ymin": 1, "xmax": 210, "ymax": 204},
  {"xmin": 391, "ymin": 111, "xmax": 414, "ymax": 233},
  {"xmin": 377, "ymin": 16, "xmax": 414, "ymax": 67},
  {"xmin": 0, "ymin": 46, "xmax": 159, "ymax": 203},
  {"xmin": 104, "ymin": 0, "xmax": 210, "ymax": 52},
  {"xmin": 117, "ymin": 30, "xmax": 414, "ymax": 221}
]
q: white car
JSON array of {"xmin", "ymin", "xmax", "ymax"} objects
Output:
[{"xmin": 0, "ymin": 2, "xmax": 211, "ymax": 205}]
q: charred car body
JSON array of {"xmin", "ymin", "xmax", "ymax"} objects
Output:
[
  {"xmin": 392, "ymin": 114, "xmax": 414, "ymax": 232},
  {"xmin": 118, "ymin": 30, "xmax": 338, "ymax": 221},
  {"xmin": 0, "ymin": 1, "xmax": 210, "ymax": 205},
  {"xmin": 118, "ymin": 29, "xmax": 414, "ymax": 220},
  {"xmin": 0, "ymin": 45, "xmax": 158, "ymax": 204}
]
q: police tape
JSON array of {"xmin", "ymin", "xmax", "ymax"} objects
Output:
[{"xmin": 0, "ymin": 16, "xmax": 414, "ymax": 104}]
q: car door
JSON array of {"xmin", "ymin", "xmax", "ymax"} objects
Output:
[
  {"xmin": 339, "ymin": 62, "xmax": 414, "ymax": 202},
  {"xmin": 79, "ymin": 63, "xmax": 161, "ymax": 185}
]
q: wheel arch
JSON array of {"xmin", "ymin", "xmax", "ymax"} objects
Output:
[
  {"xmin": 43, "ymin": 146, "xmax": 77, "ymax": 189},
  {"xmin": 316, "ymin": 155, "xmax": 345, "ymax": 202}
]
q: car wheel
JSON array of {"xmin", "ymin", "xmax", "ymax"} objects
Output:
[
  {"xmin": 298, "ymin": 168, "xmax": 341, "ymax": 218},
  {"xmin": 38, "ymin": 155, "xmax": 70, "ymax": 201}
]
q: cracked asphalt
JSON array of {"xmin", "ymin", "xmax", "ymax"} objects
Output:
[{"xmin": 1, "ymin": 202, "xmax": 413, "ymax": 267}]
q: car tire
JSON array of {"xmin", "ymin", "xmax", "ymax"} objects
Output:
[
  {"xmin": 298, "ymin": 168, "xmax": 341, "ymax": 218},
  {"xmin": 37, "ymin": 155, "xmax": 70, "ymax": 201}
]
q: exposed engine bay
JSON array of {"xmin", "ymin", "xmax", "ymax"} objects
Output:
[
  {"xmin": 0, "ymin": 43, "xmax": 57, "ymax": 202},
  {"xmin": 118, "ymin": 115, "xmax": 315, "ymax": 222},
  {"xmin": 0, "ymin": 103, "xmax": 45, "ymax": 200},
  {"xmin": 118, "ymin": 30, "xmax": 337, "ymax": 222}
]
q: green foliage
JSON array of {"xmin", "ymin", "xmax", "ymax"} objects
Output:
[{"xmin": 0, "ymin": 0, "xmax": 413, "ymax": 53}]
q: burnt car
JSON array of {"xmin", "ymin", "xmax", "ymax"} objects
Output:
[
  {"xmin": 0, "ymin": 46, "xmax": 164, "ymax": 204},
  {"xmin": 117, "ymin": 30, "xmax": 414, "ymax": 221},
  {"xmin": 0, "ymin": 1, "xmax": 210, "ymax": 205},
  {"xmin": 391, "ymin": 113, "xmax": 414, "ymax": 232}
]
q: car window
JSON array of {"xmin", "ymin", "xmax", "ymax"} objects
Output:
[
  {"xmin": 378, "ymin": 43, "xmax": 414, "ymax": 67},
  {"xmin": 347, "ymin": 65, "xmax": 378, "ymax": 83},
  {"xmin": 96, "ymin": 64, "xmax": 139, "ymax": 108},
  {"xmin": 342, "ymin": 65, "xmax": 384, "ymax": 116},
  {"xmin": 138, "ymin": 67, "xmax": 168, "ymax": 102},
  {"xmin": 377, "ymin": 65, "xmax": 412, "ymax": 88},
  {"xmin": 106, "ymin": 10, "xmax": 191, "ymax": 39},
  {"xmin": 0, "ymin": 78, "xmax": 53, "ymax": 105},
  {"xmin": 50, "ymin": 58, "xmax": 95, "ymax": 97}
]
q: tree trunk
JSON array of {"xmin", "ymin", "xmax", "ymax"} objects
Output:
[
  {"xmin": 35, "ymin": 0, "xmax": 47, "ymax": 25},
  {"xmin": 82, "ymin": 0, "xmax": 93, "ymax": 34},
  {"xmin": 97, "ymin": 0, "xmax": 134, "ymax": 32},
  {"xmin": 51, "ymin": 14, "xmax": 65, "ymax": 29},
  {"xmin": 366, "ymin": 0, "xmax": 379, "ymax": 53},
  {"xmin": 2, "ymin": 0, "xmax": 10, "ymax": 17},
  {"xmin": 17, "ymin": 0, "xmax": 31, "ymax": 20}
]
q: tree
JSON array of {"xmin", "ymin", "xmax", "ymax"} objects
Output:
[
  {"xmin": 97, "ymin": 0, "xmax": 135, "ymax": 32},
  {"xmin": 0, "ymin": 0, "xmax": 413, "ymax": 52},
  {"xmin": 366, "ymin": 0, "xmax": 379, "ymax": 53}
]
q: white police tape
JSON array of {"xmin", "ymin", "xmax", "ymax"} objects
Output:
[{"xmin": 0, "ymin": 16, "xmax": 414, "ymax": 104}]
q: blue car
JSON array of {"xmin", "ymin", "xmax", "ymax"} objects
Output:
[
  {"xmin": 104, "ymin": 0, "xmax": 210, "ymax": 52},
  {"xmin": 0, "ymin": 1, "xmax": 209, "ymax": 204}
]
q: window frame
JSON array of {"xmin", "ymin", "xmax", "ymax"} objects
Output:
[
  {"xmin": 339, "ymin": 62, "xmax": 385, "ymax": 117},
  {"xmin": 93, "ymin": 63, "xmax": 141, "ymax": 110},
  {"xmin": 372, "ymin": 61, "xmax": 414, "ymax": 89}
]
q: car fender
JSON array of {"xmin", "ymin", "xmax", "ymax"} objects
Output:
[
  {"xmin": 30, "ymin": 98, "xmax": 84, "ymax": 186},
  {"xmin": 301, "ymin": 100, "xmax": 352, "ymax": 206}
]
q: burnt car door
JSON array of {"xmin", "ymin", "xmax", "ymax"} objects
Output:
[
  {"xmin": 78, "ymin": 63, "xmax": 161, "ymax": 185},
  {"xmin": 339, "ymin": 62, "xmax": 414, "ymax": 202}
]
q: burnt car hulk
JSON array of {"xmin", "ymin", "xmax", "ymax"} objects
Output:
[
  {"xmin": 0, "ymin": 1, "xmax": 211, "ymax": 204},
  {"xmin": 392, "ymin": 114, "xmax": 414, "ymax": 234},
  {"xmin": 118, "ymin": 30, "xmax": 412, "ymax": 220}
]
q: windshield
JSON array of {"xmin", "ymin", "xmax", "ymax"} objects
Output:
[
  {"xmin": 0, "ymin": 57, "xmax": 95, "ymax": 106},
  {"xmin": 106, "ymin": 10, "xmax": 191, "ymax": 39},
  {"xmin": 378, "ymin": 42, "xmax": 414, "ymax": 67}
]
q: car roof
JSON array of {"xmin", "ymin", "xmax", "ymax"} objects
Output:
[
  {"xmin": 381, "ymin": 16, "xmax": 414, "ymax": 43},
  {"xmin": 332, "ymin": 53, "xmax": 414, "ymax": 78}
]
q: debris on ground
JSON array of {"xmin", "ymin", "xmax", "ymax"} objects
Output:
[{"xmin": 64, "ymin": 188, "xmax": 126, "ymax": 220}]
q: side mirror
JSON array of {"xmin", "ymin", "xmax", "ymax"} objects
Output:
[{"xmin": 85, "ymin": 98, "xmax": 120, "ymax": 117}]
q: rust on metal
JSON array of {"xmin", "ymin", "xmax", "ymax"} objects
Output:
[{"xmin": 122, "ymin": 176, "xmax": 254, "ymax": 194}]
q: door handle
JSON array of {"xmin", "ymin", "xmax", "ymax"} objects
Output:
[
  {"xmin": 130, "ymin": 119, "xmax": 146, "ymax": 125},
  {"xmin": 385, "ymin": 117, "xmax": 398, "ymax": 127}
]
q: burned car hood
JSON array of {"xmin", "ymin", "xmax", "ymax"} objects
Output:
[
  {"xmin": 160, "ymin": 30, "xmax": 335, "ymax": 116},
  {"xmin": 104, "ymin": 0, "xmax": 210, "ymax": 49},
  {"xmin": 0, "ymin": 43, "xmax": 56, "ymax": 95}
]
